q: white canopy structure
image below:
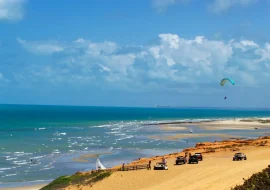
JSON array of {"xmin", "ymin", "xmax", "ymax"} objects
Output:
[{"xmin": 96, "ymin": 157, "xmax": 106, "ymax": 170}]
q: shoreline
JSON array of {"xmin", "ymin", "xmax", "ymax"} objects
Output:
[
  {"xmin": 144, "ymin": 117, "xmax": 270, "ymax": 126},
  {"xmin": 4, "ymin": 135, "xmax": 270, "ymax": 190},
  {"xmin": 3, "ymin": 118, "xmax": 270, "ymax": 190},
  {"xmin": 3, "ymin": 184, "xmax": 46, "ymax": 190}
]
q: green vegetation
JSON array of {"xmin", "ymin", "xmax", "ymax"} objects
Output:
[
  {"xmin": 231, "ymin": 167, "xmax": 270, "ymax": 190},
  {"xmin": 40, "ymin": 171, "xmax": 112, "ymax": 190}
]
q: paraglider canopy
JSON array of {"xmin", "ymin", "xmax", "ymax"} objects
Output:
[{"xmin": 220, "ymin": 78, "xmax": 235, "ymax": 86}]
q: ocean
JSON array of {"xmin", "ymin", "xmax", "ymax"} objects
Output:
[{"xmin": 0, "ymin": 104, "xmax": 270, "ymax": 188}]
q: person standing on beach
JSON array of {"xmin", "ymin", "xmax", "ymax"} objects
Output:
[
  {"xmin": 148, "ymin": 160, "xmax": 151, "ymax": 170},
  {"xmin": 162, "ymin": 157, "xmax": 167, "ymax": 166}
]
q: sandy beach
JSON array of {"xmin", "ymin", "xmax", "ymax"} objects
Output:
[
  {"xmin": 64, "ymin": 137, "xmax": 270, "ymax": 190},
  {"xmin": 4, "ymin": 184, "xmax": 46, "ymax": 190},
  {"xmin": 84, "ymin": 148, "xmax": 270, "ymax": 190},
  {"xmin": 6, "ymin": 139, "xmax": 270, "ymax": 190},
  {"xmin": 160, "ymin": 119, "xmax": 270, "ymax": 131}
]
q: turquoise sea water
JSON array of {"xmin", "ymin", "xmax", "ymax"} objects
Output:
[{"xmin": 0, "ymin": 104, "xmax": 270, "ymax": 188}]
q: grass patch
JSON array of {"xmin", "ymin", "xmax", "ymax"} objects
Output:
[{"xmin": 41, "ymin": 171, "xmax": 111, "ymax": 190}]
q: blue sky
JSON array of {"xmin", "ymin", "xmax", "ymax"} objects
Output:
[{"xmin": 0, "ymin": 0, "xmax": 270, "ymax": 108}]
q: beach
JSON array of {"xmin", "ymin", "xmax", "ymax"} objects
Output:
[
  {"xmin": 11, "ymin": 135, "xmax": 270, "ymax": 190},
  {"xmin": 86, "ymin": 147, "xmax": 270, "ymax": 190},
  {"xmin": 1, "ymin": 105, "xmax": 270, "ymax": 189},
  {"xmin": 61, "ymin": 136, "xmax": 270, "ymax": 190},
  {"xmin": 4, "ymin": 184, "xmax": 46, "ymax": 190}
]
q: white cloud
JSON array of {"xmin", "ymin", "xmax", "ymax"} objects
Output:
[
  {"xmin": 233, "ymin": 40, "xmax": 259, "ymax": 51},
  {"xmin": 209, "ymin": 0, "xmax": 257, "ymax": 13},
  {"xmin": 152, "ymin": 0, "xmax": 176, "ymax": 12},
  {"xmin": 17, "ymin": 38, "xmax": 64, "ymax": 55},
  {"xmin": 152, "ymin": 0, "xmax": 191, "ymax": 12},
  {"xmin": 0, "ymin": 0, "xmax": 26, "ymax": 21},
  {"xmin": 159, "ymin": 33, "xmax": 180, "ymax": 49},
  {"xmin": 16, "ymin": 34, "xmax": 270, "ymax": 91},
  {"xmin": 0, "ymin": 73, "xmax": 9, "ymax": 83},
  {"xmin": 255, "ymin": 43, "xmax": 270, "ymax": 62}
]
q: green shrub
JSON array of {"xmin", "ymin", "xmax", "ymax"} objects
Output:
[
  {"xmin": 231, "ymin": 167, "xmax": 270, "ymax": 190},
  {"xmin": 41, "ymin": 171, "xmax": 112, "ymax": 190}
]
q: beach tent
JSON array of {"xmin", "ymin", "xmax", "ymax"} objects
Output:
[{"xmin": 96, "ymin": 157, "xmax": 106, "ymax": 170}]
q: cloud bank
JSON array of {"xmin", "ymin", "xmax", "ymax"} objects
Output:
[{"xmin": 14, "ymin": 34, "xmax": 270, "ymax": 93}]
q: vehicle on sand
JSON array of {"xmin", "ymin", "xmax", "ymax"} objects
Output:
[
  {"xmin": 175, "ymin": 156, "xmax": 187, "ymax": 165},
  {"xmin": 233, "ymin": 153, "xmax": 247, "ymax": 161},
  {"xmin": 154, "ymin": 162, "xmax": 168, "ymax": 170},
  {"xmin": 194, "ymin": 153, "xmax": 203, "ymax": 161},
  {"xmin": 188, "ymin": 155, "xmax": 198, "ymax": 164}
]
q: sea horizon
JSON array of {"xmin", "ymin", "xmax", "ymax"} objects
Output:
[{"xmin": 1, "ymin": 103, "xmax": 270, "ymax": 111}]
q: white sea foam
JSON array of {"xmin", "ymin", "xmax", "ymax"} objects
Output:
[
  {"xmin": 54, "ymin": 132, "xmax": 67, "ymax": 136},
  {"xmin": 32, "ymin": 155, "xmax": 45, "ymax": 159},
  {"xmin": 114, "ymin": 133, "xmax": 126, "ymax": 136},
  {"xmin": 5, "ymin": 174, "xmax": 17, "ymax": 177},
  {"xmin": 14, "ymin": 152, "xmax": 24, "ymax": 154},
  {"xmin": 116, "ymin": 135, "xmax": 133, "ymax": 141},
  {"xmin": 6, "ymin": 157, "xmax": 18, "ymax": 161},
  {"xmin": 13, "ymin": 160, "xmax": 28, "ymax": 165},
  {"xmin": 40, "ymin": 166, "xmax": 54, "ymax": 171},
  {"xmin": 0, "ymin": 168, "xmax": 12, "ymax": 171},
  {"xmin": 39, "ymin": 128, "xmax": 46, "ymax": 130}
]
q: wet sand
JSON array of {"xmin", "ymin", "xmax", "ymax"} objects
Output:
[
  {"xmin": 72, "ymin": 152, "xmax": 111, "ymax": 163},
  {"xmin": 160, "ymin": 119, "xmax": 270, "ymax": 131}
]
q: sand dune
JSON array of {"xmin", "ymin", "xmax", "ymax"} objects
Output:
[{"xmin": 76, "ymin": 146, "xmax": 270, "ymax": 190}]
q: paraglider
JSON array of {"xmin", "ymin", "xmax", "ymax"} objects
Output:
[
  {"xmin": 220, "ymin": 78, "xmax": 235, "ymax": 99},
  {"xmin": 220, "ymin": 78, "xmax": 235, "ymax": 86}
]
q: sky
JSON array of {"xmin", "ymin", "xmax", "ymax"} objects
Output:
[{"xmin": 0, "ymin": 0, "xmax": 270, "ymax": 108}]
